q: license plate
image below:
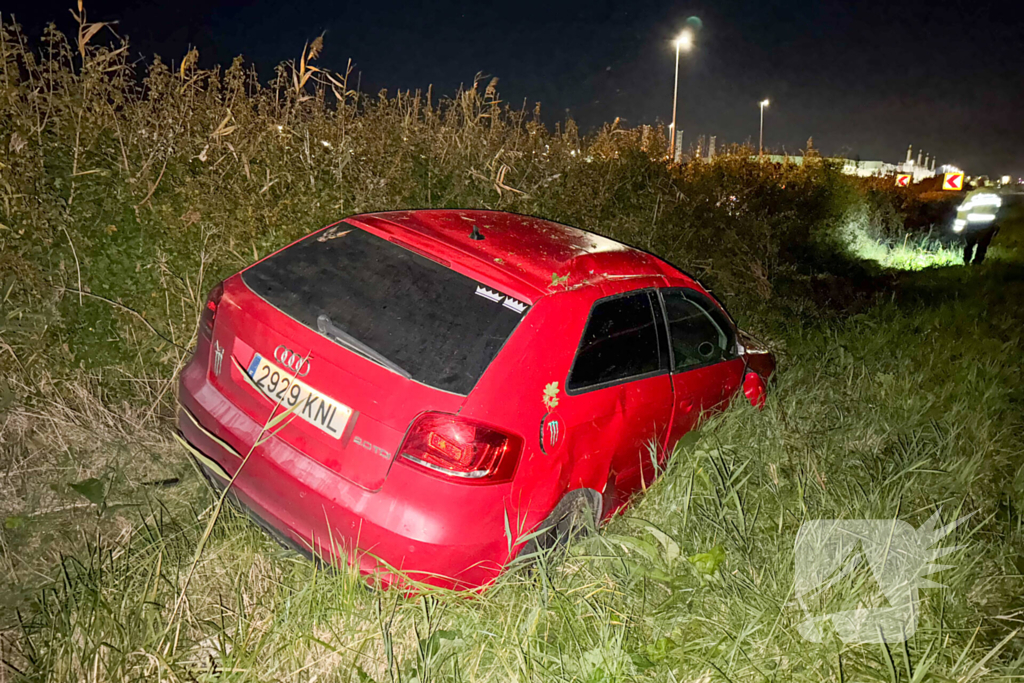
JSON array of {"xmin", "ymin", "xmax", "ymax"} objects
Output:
[{"xmin": 246, "ymin": 353, "xmax": 353, "ymax": 439}]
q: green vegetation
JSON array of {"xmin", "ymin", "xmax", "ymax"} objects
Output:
[{"xmin": 2, "ymin": 13, "xmax": 1023, "ymax": 682}]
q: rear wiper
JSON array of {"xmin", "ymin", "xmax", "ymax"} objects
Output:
[{"xmin": 316, "ymin": 314, "xmax": 412, "ymax": 380}]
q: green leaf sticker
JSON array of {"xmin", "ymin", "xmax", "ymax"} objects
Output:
[{"xmin": 543, "ymin": 381, "xmax": 560, "ymax": 410}]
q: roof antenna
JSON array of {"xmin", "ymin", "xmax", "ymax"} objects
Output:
[{"xmin": 470, "ymin": 225, "xmax": 484, "ymax": 241}]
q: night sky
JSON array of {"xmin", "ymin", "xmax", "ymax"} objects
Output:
[{"xmin": 10, "ymin": 0, "xmax": 1024, "ymax": 177}]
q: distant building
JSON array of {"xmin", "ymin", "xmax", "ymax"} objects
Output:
[
  {"xmin": 841, "ymin": 159, "xmax": 898, "ymax": 178},
  {"xmin": 760, "ymin": 144, "xmax": 939, "ymax": 181},
  {"xmin": 894, "ymin": 145, "xmax": 938, "ymax": 182}
]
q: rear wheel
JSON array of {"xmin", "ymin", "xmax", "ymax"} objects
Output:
[{"xmin": 518, "ymin": 488, "xmax": 602, "ymax": 562}]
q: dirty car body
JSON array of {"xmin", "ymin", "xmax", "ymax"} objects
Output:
[{"xmin": 176, "ymin": 210, "xmax": 774, "ymax": 589}]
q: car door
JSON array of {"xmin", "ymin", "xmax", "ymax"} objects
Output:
[
  {"xmin": 659, "ymin": 288, "xmax": 745, "ymax": 456},
  {"xmin": 561, "ymin": 290, "xmax": 673, "ymax": 508}
]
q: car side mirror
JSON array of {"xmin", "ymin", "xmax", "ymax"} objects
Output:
[{"xmin": 743, "ymin": 371, "xmax": 767, "ymax": 410}]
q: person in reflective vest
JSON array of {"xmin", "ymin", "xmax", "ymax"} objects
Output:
[{"xmin": 953, "ymin": 191, "xmax": 1001, "ymax": 265}]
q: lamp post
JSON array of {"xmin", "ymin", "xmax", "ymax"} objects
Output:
[
  {"xmin": 669, "ymin": 29, "xmax": 693, "ymax": 160},
  {"xmin": 759, "ymin": 99, "xmax": 769, "ymax": 157}
]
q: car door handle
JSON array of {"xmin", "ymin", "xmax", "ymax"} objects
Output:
[{"xmin": 679, "ymin": 397, "xmax": 695, "ymax": 411}]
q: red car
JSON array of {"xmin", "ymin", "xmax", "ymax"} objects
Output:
[{"xmin": 176, "ymin": 210, "xmax": 773, "ymax": 589}]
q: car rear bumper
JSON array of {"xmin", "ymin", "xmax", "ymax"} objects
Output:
[{"xmin": 177, "ymin": 360, "xmax": 512, "ymax": 590}]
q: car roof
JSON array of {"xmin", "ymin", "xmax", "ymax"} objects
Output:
[{"xmin": 347, "ymin": 210, "xmax": 689, "ymax": 301}]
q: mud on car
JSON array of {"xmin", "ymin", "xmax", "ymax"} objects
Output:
[{"xmin": 176, "ymin": 210, "xmax": 774, "ymax": 589}]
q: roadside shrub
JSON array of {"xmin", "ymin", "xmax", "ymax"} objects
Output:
[{"xmin": 0, "ymin": 16, "xmax": 885, "ymax": 412}]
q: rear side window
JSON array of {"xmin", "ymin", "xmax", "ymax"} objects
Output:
[
  {"xmin": 242, "ymin": 225, "xmax": 527, "ymax": 395},
  {"xmin": 567, "ymin": 291, "xmax": 667, "ymax": 393},
  {"xmin": 660, "ymin": 289, "xmax": 737, "ymax": 372}
]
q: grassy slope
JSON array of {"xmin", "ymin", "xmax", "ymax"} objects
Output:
[{"xmin": 3, "ymin": 261, "xmax": 1023, "ymax": 682}]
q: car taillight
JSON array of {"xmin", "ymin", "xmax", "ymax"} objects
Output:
[
  {"xmin": 398, "ymin": 412, "xmax": 522, "ymax": 483},
  {"xmin": 198, "ymin": 282, "xmax": 224, "ymax": 338}
]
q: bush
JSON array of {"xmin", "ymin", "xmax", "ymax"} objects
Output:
[{"xmin": 0, "ymin": 15, "xmax": 885, "ymax": 410}]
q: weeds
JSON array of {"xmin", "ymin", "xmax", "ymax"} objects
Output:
[{"xmin": 1, "ymin": 10, "xmax": 1023, "ymax": 683}]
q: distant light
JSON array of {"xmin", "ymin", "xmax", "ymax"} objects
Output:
[
  {"xmin": 1001, "ymin": 175, "xmax": 1012, "ymax": 184},
  {"xmin": 675, "ymin": 29, "xmax": 694, "ymax": 51},
  {"xmin": 967, "ymin": 213, "xmax": 996, "ymax": 222},
  {"xmin": 760, "ymin": 99, "xmax": 770, "ymax": 107}
]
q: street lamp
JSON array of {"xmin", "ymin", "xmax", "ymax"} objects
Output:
[
  {"xmin": 669, "ymin": 29, "xmax": 694, "ymax": 160},
  {"xmin": 759, "ymin": 99, "xmax": 770, "ymax": 157}
]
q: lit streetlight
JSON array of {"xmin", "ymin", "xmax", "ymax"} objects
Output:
[
  {"xmin": 759, "ymin": 99, "xmax": 770, "ymax": 157},
  {"xmin": 669, "ymin": 29, "xmax": 694, "ymax": 160}
]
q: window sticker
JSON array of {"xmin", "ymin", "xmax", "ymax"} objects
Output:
[
  {"xmin": 503, "ymin": 297, "xmax": 527, "ymax": 314},
  {"xmin": 475, "ymin": 286, "xmax": 528, "ymax": 315},
  {"xmin": 475, "ymin": 286, "xmax": 503, "ymax": 302}
]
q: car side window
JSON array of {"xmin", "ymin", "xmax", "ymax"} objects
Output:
[
  {"xmin": 567, "ymin": 291, "xmax": 667, "ymax": 392},
  {"xmin": 660, "ymin": 289, "xmax": 737, "ymax": 372}
]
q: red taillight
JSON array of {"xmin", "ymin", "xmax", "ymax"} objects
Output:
[
  {"xmin": 198, "ymin": 282, "xmax": 224, "ymax": 338},
  {"xmin": 398, "ymin": 413, "xmax": 522, "ymax": 483}
]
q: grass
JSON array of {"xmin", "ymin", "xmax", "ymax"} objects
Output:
[
  {"xmin": 2, "ymin": 10, "xmax": 1024, "ymax": 682},
  {"xmin": 853, "ymin": 234, "xmax": 964, "ymax": 270},
  {"xmin": 3, "ymin": 262, "xmax": 1023, "ymax": 681}
]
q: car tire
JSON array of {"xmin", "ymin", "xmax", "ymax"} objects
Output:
[{"xmin": 518, "ymin": 488, "xmax": 602, "ymax": 562}]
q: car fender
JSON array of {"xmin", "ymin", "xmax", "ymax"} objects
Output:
[
  {"xmin": 562, "ymin": 428, "xmax": 617, "ymax": 496},
  {"xmin": 515, "ymin": 487, "xmax": 602, "ymax": 560}
]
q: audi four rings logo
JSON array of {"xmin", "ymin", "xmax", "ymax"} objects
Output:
[{"xmin": 274, "ymin": 345, "xmax": 311, "ymax": 376}]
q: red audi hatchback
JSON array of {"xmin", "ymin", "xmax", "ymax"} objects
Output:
[{"xmin": 176, "ymin": 210, "xmax": 773, "ymax": 589}]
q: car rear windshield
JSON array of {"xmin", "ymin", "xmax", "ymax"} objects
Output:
[{"xmin": 241, "ymin": 224, "xmax": 528, "ymax": 395}]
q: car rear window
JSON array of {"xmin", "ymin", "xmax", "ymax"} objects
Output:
[{"xmin": 241, "ymin": 224, "xmax": 528, "ymax": 395}]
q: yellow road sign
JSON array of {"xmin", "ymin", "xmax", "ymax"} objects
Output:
[{"xmin": 943, "ymin": 172, "xmax": 964, "ymax": 191}]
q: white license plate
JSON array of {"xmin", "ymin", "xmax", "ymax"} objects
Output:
[{"xmin": 245, "ymin": 353, "xmax": 353, "ymax": 439}]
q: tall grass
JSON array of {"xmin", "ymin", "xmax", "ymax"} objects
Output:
[
  {"xmin": 1, "ymin": 11, "xmax": 1023, "ymax": 683},
  {"xmin": 7, "ymin": 268, "xmax": 1023, "ymax": 681}
]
